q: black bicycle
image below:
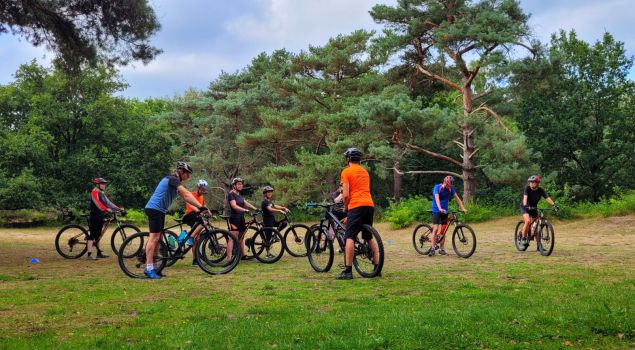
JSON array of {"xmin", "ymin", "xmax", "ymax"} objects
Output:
[
  {"xmin": 278, "ymin": 212, "xmax": 310, "ymax": 257},
  {"xmin": 118, "ymin": 211, "xmax": 240, "ymax": 278},
  {"xmin": 221, "ymin": 210, "xmax": 285, "ymax": 264},
  {"xmin": 55, "ymin": 211, "xmax": 140, "ymax": 259},
  {"xmin": 304, "ymin": 203, "xmax": 384, "ymax": 278},
  {"xmin": 412, "ymin": 211, "xmax": 476, "ymax": 258},
  {"xmin": 514, "ymin": 206, "xmax": 556, "ymax": 256}
]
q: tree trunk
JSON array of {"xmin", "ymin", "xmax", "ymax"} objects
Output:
[
  {"xmin": 392, "ymin": 139, "xmax": 404, "ymax": 202},
  {"xmin": 461, "ymin": 86, "xmax": 476, "ymax": 203}
]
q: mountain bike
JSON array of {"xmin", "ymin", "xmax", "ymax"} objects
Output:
[
  {"xmin": 55, "ymin": 211, "xmax": 140, "ymax": 259},
  {"xmin": 278, "ymin": 213, "xmax": 310, "ymax": 257},
  {"xmin": 304, "ymin": 203, "xmax": 384, "ymax": 278},
  {"xmin": 221, "ymin": 211, "xmax": 285, "ymax": 263},
  {"xmin": 118, "ymin": 211, "xmax": 240, "ymax": 278},
  {"xmin": 412, "ymin": 211, "xmax": 476, "ymax": 258},
  {"xmin": 514, "ymin": 206, "xmax": 556, "ymax": 256}
]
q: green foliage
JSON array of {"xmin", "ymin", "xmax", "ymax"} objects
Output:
[{"xmin": 556, "ymin": 191, "xmax": 635, "ymax": 219}]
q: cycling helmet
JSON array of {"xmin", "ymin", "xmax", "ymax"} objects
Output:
[
  {"xmin": 92, "ymin": 177, "xmax": 108, "ymax": 184},
  {"xmin": 443, "ymin": 175, "xmax": 454, "ymax": 186},
  {"xmin": 231, "ymin": 177, "xmax": 244, "ymax": 185},
  {"xmin": 262, "ymin": 185, "xmax": 274, "ymax": 193},
  {"xmin": 176, "ymin": 161, "xmax": 193, "ymax": 174},
  {"xmin": 344, "ymin": 147, "xmax": 362, "ymax": 161},
  {"xmin": 528, "ymin": 175, "xmax": 541, "ymax": 183},
  {"xmin": 197, "ymin": 179, "xmax": 209, "ymax": 190}
]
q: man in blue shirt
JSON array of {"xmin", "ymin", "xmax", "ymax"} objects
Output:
[
  {"xmin": 143, "ymin": 161, "xmax": 208, "ymax": 279},
  {"xmin": 429, "ymin": 176, "xmax": 467, "ymax": 256}
]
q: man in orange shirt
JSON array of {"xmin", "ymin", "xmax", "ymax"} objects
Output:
[
  {"xmin": 337, "ymin": 148, "xmax": 380, "ymax": 280},
  {"xmin": 182, "ymin": 179, "xmax": 209, "ymax": 265}
]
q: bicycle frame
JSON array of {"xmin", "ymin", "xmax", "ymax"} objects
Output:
[
  {"xmin": 432, "ymin": 211, "xmax": 460, "ymax": 240},
  {"xmin": 525, "ymin": 207, "xmax": 549, "ymax": 240}
]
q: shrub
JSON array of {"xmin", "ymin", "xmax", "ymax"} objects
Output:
[{"xmin": 0, "ymin": 209, "xmax": 53, "ymax": 227}]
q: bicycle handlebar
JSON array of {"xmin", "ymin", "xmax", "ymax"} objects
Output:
[{"xmin": 305, "ymin": 202, "xmax": 334, "ymax": 208}]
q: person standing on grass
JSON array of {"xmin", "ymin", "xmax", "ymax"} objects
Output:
[
  {"xmin": 181, "ymin": 179, "xmax": 210, "ymax": 266},
  {"xmin": 226, "ymin": 177, "xmax": 258, "ymax": 261},
  {"xmin": 143, "ymin": 162, "xmax": 208, "ymax": 279},
  {"xmin": 428, "ymin": 176, "xmax": 467, "ymax": 257},
  {"xmin": 337, "ymin": 148, "xmax": 380, "ymax": 280},
  {"xmin": 88, "ymin": 177, "xmax": 123, "ymax": 260},
  {"xmin": 520, "ymin": 175, "xmax": 558, "ymax": 249}
]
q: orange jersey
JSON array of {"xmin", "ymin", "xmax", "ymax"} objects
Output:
[
  {"xmin": 185, "ymin": 191, "xmax": 205, "ymax": 214},
  {"xmin": 340, "ymin": 163, "xmax": 374, "ymax": 210}
]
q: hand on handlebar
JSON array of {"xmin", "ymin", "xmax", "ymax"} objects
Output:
[
  {"xmin": 198, "ymin": 206, "xmax": 210, "ymax": 214},
  {"xmin": 552, "ymin": 204, "xmax": 560, "ymax": 212}
]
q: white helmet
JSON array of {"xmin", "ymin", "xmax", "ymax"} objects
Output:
[{"xmin": 197, "ymin": 179, "xmax": 209, "ymax": 190}]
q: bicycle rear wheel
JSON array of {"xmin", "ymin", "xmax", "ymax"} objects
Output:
[
  {"xmin": 452, "ymin": 224, "xmax": 476, "ymax": 258},
  {"xmin": 514, "ymin": 221, "xmax": 529, "ymax": 251},
  {"xmin": 118, "ymin": 232, "xmax": 168, "ymax": 278},
  {"xmin": 412, "ymin": 223, "xmax": 433, "ymax": 255},
  {"xmin": 110, "ymin": 224, "xmax": 141, "ymax": 256},
  {"xmin": 283, "ymin": 224, "xmax": 309, "ymax": 257},
  {"xmin": 196, "ymin": 229, "xmax": 241, "ymax": 275},
  {"xmin": 538, "ymin": 222, "xmax": 555, "ymax": 256},
  {"xmin": 55, "ymin": 225, "xmax": 88, "ymax": 259},
  {"xmin": 353, "ymin": 225, "xmax": 384, "ymax": 278},
  {"xmin": 252, "ymin": 228, "xmax": 284, "ymax": 264},
  {"xmin": 305, "ymin": 225, "xmax": 333, "ymax": 272}
]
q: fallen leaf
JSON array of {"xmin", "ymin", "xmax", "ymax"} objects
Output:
[
  {"xmin": 564, "ymin": 341, "xmax": 573, "ymax": 346},
  {"xmin": 617, "ymin": 333, "xmax": 625, "ymax": 339}
]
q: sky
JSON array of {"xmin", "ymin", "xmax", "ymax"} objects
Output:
[{"xmin": 0, "ymin": 0, "xmax": 632, "ymax": 99}]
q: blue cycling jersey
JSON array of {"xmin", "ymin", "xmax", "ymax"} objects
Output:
[
  {"xmin": 145, "ymin": 175, "xmax": 181, "ymax": 213},
  {"xmin": 431, "ymin": 184, "xmax": 456, "ymax": 213}
]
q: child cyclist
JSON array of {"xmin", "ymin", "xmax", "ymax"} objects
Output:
[
  {"xmin": 261, "ymin": 186, "xmax": 290, "ymax": 231},
  {"xmin": 181, "ymin": 179, "xmax": 210, "ymax": 266},
  {"xmin": 428, "ymin": 175, "xmax": 467, "ymax": 257}
]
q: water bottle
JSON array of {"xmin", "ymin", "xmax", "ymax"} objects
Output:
[
  {"xmin": 178, "ymin": 229, "xmax": 187, "ymax": 244},
  {"xmin": 167, "ymin": 235, "xmax": 176, "ymax": 249}
]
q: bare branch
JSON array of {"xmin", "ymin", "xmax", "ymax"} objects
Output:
[
  {"xmin": 391, "ymin": 167, "xmax": 463, "ymax": 179},
  {"xmin": 471, "ymin": 104, "xmax": 511, "ymax": 133},
  {"xmin": 468, "ymin": 147, "xmax": 480, "ymax": 159},
  {"xmin": 415, "ymin": 64, "xmax": 463, "ymax": 91},
  {"xmin": 392, "ymin": 132, "xmax": 463, "ymax": 167},
  {"xmin": 453, "ymin": 140, "xmax": 465, "ymax": 151}
]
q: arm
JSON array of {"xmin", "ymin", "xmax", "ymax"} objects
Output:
[
  {"xmin": 342, "ymin": 183, "xmax": 350, "ymax": 208},
  {"xmin": 333, "ymin": 193, "xmax": 343, "ymax": 203},
  {"xmin": 454, "ymin": 194, "xmax": 467, "ymax": 212},
  {"xmin": 434, "ymin": 193, "xmax": 445, "ymax": 213},
  {"xmin": 522, "ymin": 194, "xmax": 528, "ymax": 207},
  {"xmin": 178, "ymin": 185, "xmax": 203, "ymax": 210},
  {"xmin": 243, "ymin": 200, "xmax": 258, "ymax": 211},
  {"xmin": 267, "ymin": 204, "xmax": 287, "ymax": 214},
  {"xmin": 229, "ymin": 200, "xmax": 249, "ymax": 213},
  {"xmin": 102, "ymin": 193, "xmax": 122, "ymax": 211},
  {"xmin": 545, "ymin": 197, "xmax": 555, "ymax": 206}
]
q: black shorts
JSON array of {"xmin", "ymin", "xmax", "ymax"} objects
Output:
[
  {"xmin": 345, "ymin": 206, "xmax": 374, "ymax": 241},
  {"xmin": 332, "ymin": 210, "xmax": 347, "ymax": 221},
  {"xmin": 229, "ymin": 215, "xmax": 246, "ymax": 232},
  {"xmin": 520, "ymin": 205, "xmax": 538, "ymax": 218},
  {"xmin": 145, "ymin": 208, "xmax": 165, "ymax": 233},
  {"xmin": 182, "ymin": 212, "xmax": 199, "ymax": 227},
  {"xmin": 431, "ymin": 212, "xmax": 449, "ymax": 225},
  {"xmin": 88, "ymin": 213, "xmax": 105, "ymax": 240}
]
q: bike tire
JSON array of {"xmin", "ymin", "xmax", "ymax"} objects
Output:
[
  {"xmin": 283, "ymin": 224, "xmax": 309, "ymax": 257},
  {"xmin": 305, "ymin": 225, "xmax": 334, "ymax": 273},
  {"xmin": 412, "ymin": 223, "xmax": 433, "ymax": 255},
  {"xmin": 55, "ymin": 224, "xmax": 89, "ymax": 259},
  {"xmin": 452, "ymin": 224, "xmax": 477, "ymax": 258},
  {"xmin": 110, "ymin": 224, "xmax": 141, "ymax": 256},
  {"xmin": 196, "ymin": 228, "xmax": 241, "ymax": 275},
  {"xmin": 514, "ymin": 221, "xmax": 529, "ymax": 251},
  {"xmin": 538, "ymin": 222, "xmax": 555, "ymax": 256},
  {"xmin": 118, "ymin": 232, "xmax": 168, "ymax": 279},
  {"xmin": 352, "ymin": 224, "xmax": 384, "ymax": 278},
  {"xmin": 252, "ymin": 228, "xmax": 284, "ymax": 264}
]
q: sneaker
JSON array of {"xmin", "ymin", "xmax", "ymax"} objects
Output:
[
  {"xmin": 428, "ymin": 248, "xmax": 436, "ymax": 257},
  {"xmin": 241, "ymin": 256, "xmax": 253, "ymax": 261},
  {"xmin": 144, "ymin": 269, "xmax": 161, "ymax": 279},
  {"xmin": 96, "ymin": 252, "xmax": 109, "ymax": 259},
  {"xmin": 438, "ymin": 249, "xmax": 447, "ymax": 256},
  {"xmin": 191, "ymin": 260, "xmax": 199, "ymax": 266},
  {"xmin": 266, "ymin": 253, "xmax": 275, "ymax": 259},
  {"xmin": 86, "ymin": 255, "xmax": 98, "ymax": 260},
  {"xmin": 336, "ymin": 271, "xmax": 353, "ymax": 280}
]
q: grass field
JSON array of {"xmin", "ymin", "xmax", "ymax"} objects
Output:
[{"xmin": 0, "ymin": 215, "xmax": 634, "ymax": 349}]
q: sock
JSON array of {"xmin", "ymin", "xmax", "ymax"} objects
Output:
[
  {"xmin": 344, "ymin": 265, "xmax": 352, "ymax": 273},
  {"xmin": 146, "ymin": 263, "xmax": 153, "ymax": 271}
]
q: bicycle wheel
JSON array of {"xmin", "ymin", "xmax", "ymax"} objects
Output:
[
  {"xmin": 196, "ymin": 229, "xmax": 241, "ymax": 275},
  {"xmin": 283, "ymin": 224, "xmax": 309, "ymax": 257},
  {"xmin": 118, "ymin": 232, "xmax": 168, "ymax": 279},
  {"xmin": 514, "ymin": 221, "xmax": 529, "ymax": 251},
  {"xmin": 305, "ymin": 225, "xmax": 333, "ymax": 273},
  {"xmin": 412, "ymin": 223, "xmax": 433, "ymax": 255},
  {"xmin": 162, "ymin": 230, "xmax": 180, "ymax": 267},
  {"xmin": 55, "ymin": 225, "xmax": 89, "ymax": 259},
  {"xmin": 110, "ymin": 224, "xmax": 141, "ymax": 256},
  {"xmin": 252, "ymin": 228, "xmax": 284, "ymax": 264},
  {"xmin": 241, "ymin": 226, "xmax": 259, "ymax": 259},
  {"xmin": 537, "ymin": 222, "xmax": 555, "ymax": 256},
  {"xmin": 353, "ymin": 224, "xmax": 384, "ymax": 278},
  {"xmin": 452, "ymin": 224, "xmax": 477, "ymax": 258}
]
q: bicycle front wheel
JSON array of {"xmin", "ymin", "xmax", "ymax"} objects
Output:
[
  {"xmin": 412, "ymin": 223, "xmax": 433, "ymax": 255},
  {"xmin": 538, "ymin": 222, "xmax": 555, "ymax": 256},
  {"xmin": 283, "ymin": 224, "xmax": 309, "ymax": 257},
  {"xmin": 252, "ymin": 228, "xmax": 284, "ymax": 264},
  {"xmin": 118, "ymin": 232, "xmax": 167, "ymax": 279},
  {"xmin": 110, "ymin": 224, "xmax": 141, "ymax": 256},
  {"xmin": 353, "ymin": 224, "xmax": 384, "ymax": 278},
  {"xmin": 452, "ymin": 224, "xmax": 476, "ymax": 258},
  {"xmin": 55, "ymin": 225, "xmax": 88, "ymax": 259},
  {"xmin": 305, "ymin": 225, "xmax": 333, "ymax": 272},
  {"xmin": 196, "ymin": 229, "xmax": 241, "ymax": 275},
  {"xmin": 514, "ymin": 221, "xmax": 529, "ymax": 251}
]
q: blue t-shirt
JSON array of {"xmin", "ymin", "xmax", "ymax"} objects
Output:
[
  {"xmin": 431, "ymin": 184, "xmax": 456, "ymax": 213},
  {"xmin": 145, "ymin": 175, "xmax": 181, "ymax": 213}
]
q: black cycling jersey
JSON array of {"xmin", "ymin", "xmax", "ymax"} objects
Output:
[
  {"xmin": 523, "ymin": 186, "xmax": 548, "ymax": 207},
  {"xmin": 228, "ymin": 191, "xmax": 245, "ymax": 217},
  {"xmin": 261, "ymin": 199, "xmax": 276, "ymax": 227}
]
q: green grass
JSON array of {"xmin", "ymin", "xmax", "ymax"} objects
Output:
[{"xmin": 0, "ymin": 217, "xmax": 634, "ymax": 349}]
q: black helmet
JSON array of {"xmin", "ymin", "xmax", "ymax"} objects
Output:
[
  {"xmin": 262, "ymin": 185, "xmax": 274, "ymax": 193},
  {"xmin": 231, "ymin": 177, "xmax": 244, "ymax": 185},
  {"xmin": 176, "ymin": 161, "xmax": 193, "ymax": 174},
  {"xmin": 344, "ymin": 147, "xmax": 362, "ymax": 161}
]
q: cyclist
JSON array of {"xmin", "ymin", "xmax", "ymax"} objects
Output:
[
  {"xmin": 261, "ymin": 186, "xmax": 290, "ymax": 258},
  {"xmin": 181, "ymin": 179, "xmax": 210, "ymax": 266},
  {"xmin": 88, "ymin": 178, "xmax": 123, "ymax": 260},
  {"xmin": 337, "ymin": 148, "xmax": 379, "ymax": 280},
  {"xmin": 226, "ymin": 177, "xmax": 258, "ymax": 261},
  {"xmin": 428, "ymin": 175, "xmax": 467, "ymax": 257},
  {"xmin": 520, "ymin": 175, "xmax": 558, "ymax": 247},
  {"xmin": 144, "ymin": 162, "xmax": 208, "ymax": 279}
]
